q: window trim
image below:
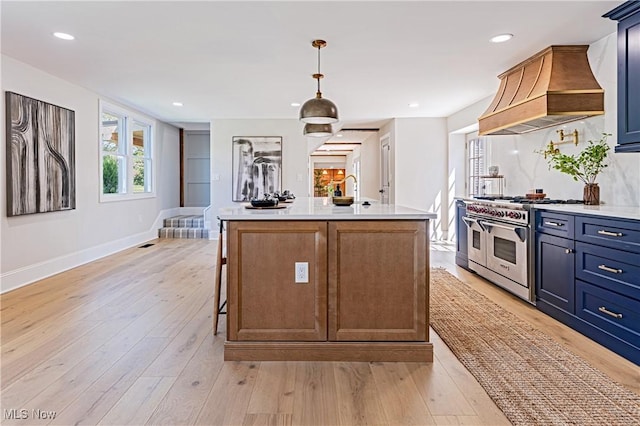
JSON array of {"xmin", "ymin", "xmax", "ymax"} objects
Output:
[
  {"xmin": 99, "ymin": 100, "xmax": 156, "ymax": 202},
  {"xmin": 467, "ymin": 137, "xmax": 486, "ymax": 197}
]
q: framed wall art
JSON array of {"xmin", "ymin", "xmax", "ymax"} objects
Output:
[
  {"xmin": 5, "ymin": 92, "xmax": 76, "ymax": 216},
  {"xmin": 232, "ymin": 136, "xmax": 282, "ymax": 202}
]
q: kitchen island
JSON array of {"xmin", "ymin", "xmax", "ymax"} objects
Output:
[{"xmin": 218, "ymin": 198, "xmax": 437, "ymax": 361}]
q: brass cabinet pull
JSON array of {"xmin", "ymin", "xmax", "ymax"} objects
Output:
[
  {"xmin": 598, "ymin": 306, "xmax": 623, "ymax": 319},
  {"xmin": 544, "ymin": 221, "xmax": 563, "ymax": 227},
  {"xmin": 598, "ymin": 264, "xmax": 623, "ymax": 274},
  {"xmin": 597, "ymin": 230, "xmax": 623, "ymax": 237}
]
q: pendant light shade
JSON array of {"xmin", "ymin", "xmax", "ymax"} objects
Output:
[
  {"xmin": 300, "ymin": 98, "xmax": 338, "ymax": 124},
  {"xmin": 299, "ymin": 40, "xmax": 339, "ymax": 125},
  {"xmin": 303, "ymin": 123, "xmax": 333, "ymax": 137}
]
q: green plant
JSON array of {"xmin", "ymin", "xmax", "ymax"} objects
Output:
[
  {"xmin": 539, "ymin": 133, "xmax": 611, "ymax": 185},
  {"xmin": 102, "ymin": 156, "xmax": 119, "ymax": 193},
  {"xmin": 313, "ymin": 169, "xmax": 324, "ymax": 190}
]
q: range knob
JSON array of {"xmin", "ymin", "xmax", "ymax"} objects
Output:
[{"xmin": 498, "ymin": 211, "xmax": 505, "ymax": 217}]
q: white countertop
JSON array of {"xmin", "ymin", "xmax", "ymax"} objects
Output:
[
  {"xmin": 532, "ymin": 204, "xmax": 640, "ymax": 221},
  {"xmin": 218, "ymin": 197, "xmax": 437, "ymax": 221}
]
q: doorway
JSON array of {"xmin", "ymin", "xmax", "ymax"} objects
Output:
[
  {"xmin": 312, "ymin": 167, "xmax": 346, "ymax": 197},
  {"xmin": 182, "ymin": 130, "xmax": 210, "ymax": 207},
  {"xmin": 308, "ymin": 129, "xmax": 380, "ymax": 200}
]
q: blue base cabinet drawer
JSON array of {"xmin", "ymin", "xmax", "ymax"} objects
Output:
[
  {"xmin": 576, "ymin": 216, "xmax": 640, "ymax": 254},
  {"xmin": 576, "ymin": 242, "xmax": 640, "ymax": 300},
  {"xmin": 536, "ymin": 211, "xmax": 574, "ymax": 239},
  {"xmin": 575, "ymin": 279, "xmax": 640, "ymax": 364}
]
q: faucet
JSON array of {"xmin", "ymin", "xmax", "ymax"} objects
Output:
[{"xmin": 333, "ymin": 174, "xmax": 357, "ymax": 195}]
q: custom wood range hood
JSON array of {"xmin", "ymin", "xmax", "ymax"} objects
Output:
[{"xmin": 478, "ymin": 45, "xmax": 604, "ymax": 135}]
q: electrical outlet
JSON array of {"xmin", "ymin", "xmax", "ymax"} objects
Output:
[{"xmin": 295, "ymin": 262, "xmax": 308, "ymax": 283}]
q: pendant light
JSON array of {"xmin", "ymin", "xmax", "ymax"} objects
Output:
[
  {"xmin": 303, "ymin": 123, "xmax": 333, "ymax": 137},
  {"xmin": 299, "ymin": 39, "xmax": 339, "ymax": 124}
]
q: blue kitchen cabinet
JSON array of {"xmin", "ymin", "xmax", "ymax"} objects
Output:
[
  {"xmin": 455, "ymin": 199, "xmax": 469, "ymax": 270},
  {"xmin": 535, "ymin": 209, "xmax": 640, "ymax": 365},
  {"xmin": 536, "ymin": 217, "xmax": 576, "ymax": 319},
  {"xmin": 604, "ymin": 1, "xmax": 640, "ymax": 152}
]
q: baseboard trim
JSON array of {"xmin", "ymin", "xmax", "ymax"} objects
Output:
[{"xmin": 224, "ymin": 341, "xmax": 434, "ymax": 362}]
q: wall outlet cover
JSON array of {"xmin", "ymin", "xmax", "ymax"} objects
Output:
[{"xmin": 295, "ymin": 262, "xmax": 308, "ymax": 283}]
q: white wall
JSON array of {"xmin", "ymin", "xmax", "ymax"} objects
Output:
[
  {"xmin": 393, "ymin": 117, "xmax": 449, "ymax": 240},
  {"xmin": 357, "ymin": 132, "xmax": 381, "ymax": 200},
  {"xmin": 446, "ymin": 96, "xmax": 491, "ymax": 201},
  {"xmin": 1, "ymin": 56, "xmax": 181, "ymax": 292},
  {"xmin": 211, "ymin": 119, "xmax": 309, "ymax": 216},
  {"xmin": 446, "ymin": 33, "xmax": 640, "ymax": 207}
]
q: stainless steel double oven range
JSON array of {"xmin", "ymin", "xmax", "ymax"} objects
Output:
[
  {"xmin": 464, "ymin": 199, "xmax": 533, "ymax": 303},
  {"xmin": 462, "ymin": 197, "xmax": 583, "ymax": 304}
]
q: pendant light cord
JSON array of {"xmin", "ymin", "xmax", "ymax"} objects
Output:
[{"xmin": 316, "ymin": 45, "xmax": 322, "ymax": 96}]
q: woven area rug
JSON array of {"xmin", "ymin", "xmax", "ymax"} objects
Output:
[{"xmin": 430, "ymin": 268, "xmax": 640, "ymax": 426}]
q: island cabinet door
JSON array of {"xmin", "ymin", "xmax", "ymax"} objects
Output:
[
  {"xmin": 227, "ymin": 221, "xmax": 328, "ymax": 341},
  {"xmin": 328, "ymin": 221, "xmax": 428, "ymax": 342}
]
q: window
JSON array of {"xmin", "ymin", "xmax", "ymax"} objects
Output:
[
  {"xmin": 467, "ymin": 137, "xmax": 485, "ymax": 197},
  {"xmin": 100, "ymin": 102, "xmax": 154, "ymax": 200}
]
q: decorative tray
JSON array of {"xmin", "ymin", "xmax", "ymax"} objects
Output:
[{"xmin": 525, "ymin": 193, "xmax": 546, "ymax": 199}]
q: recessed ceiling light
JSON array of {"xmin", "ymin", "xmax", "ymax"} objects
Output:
[
  {"xmin": 490, "ymin": 33, "xmax": 513, "ymax": 43},
  {"xmin": 336, "ymin": 133, "xmax": 343, "ymax": 137},
  {"xmin": 172, "ymin": 102, "xmax": 183, "ymax": 107},
  {"xmin": 291, "ymin": 102, "xmax": 301, "ymax": 107},
  {"xmin": 53, "ymin": 32, "xmax": 74, "ymax": 40},
  {"xmin": 408, "ymin": 103, "xmax": 420, "ymax": 108}
]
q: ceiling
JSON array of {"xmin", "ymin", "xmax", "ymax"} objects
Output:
[
  {"xmin": 311, "ymin": 129, "xmax": 377, "ymax": 156},
  {"xmin": 1, "ymin": 1, "xmax": 619, "ymax": 133}
]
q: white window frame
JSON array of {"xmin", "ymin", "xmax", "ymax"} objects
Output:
[
  {"xmin": 99, "ymin": 100, "xmax": 156, "ymax": 202},
  {"xmin": 467, "ymin": 137, "xmax": 486, "ymax": 197}
]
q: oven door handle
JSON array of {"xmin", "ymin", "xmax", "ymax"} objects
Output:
[
  {"xmin": 480, "ymin": 221, "xmax": 528, "ymax": 242},
  {"xmin": 462, "ymin": 216, "xmax": 484, "ymax": 230}
]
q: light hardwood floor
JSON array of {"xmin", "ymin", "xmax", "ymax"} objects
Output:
[{"xmin": 1, "ymin": 239, "xmax": 638, "ymax": 425}]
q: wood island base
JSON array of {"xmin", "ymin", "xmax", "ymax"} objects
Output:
[
  {"xmin": 224, "ymin": 341, "xmax": 434, "ymax": 362},
  {"xmin": 219, "ymin": 199, "xmax": 438, "ymax": 364}
]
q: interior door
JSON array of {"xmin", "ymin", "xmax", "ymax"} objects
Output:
[
  {"xmin": 183, "ymin": 131, "xmax": 210, "ymax": 207},
  {"xmin": 352, "ymin": 157, "xmax": 361, "ymax": 199},
  {"xmin": 380, "ymin": 136, "xmax": 391, "ymax": 204}
]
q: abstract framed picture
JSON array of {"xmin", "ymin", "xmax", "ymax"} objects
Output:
[
  {"xmin": 232, "ymin": 136, "xmax": 282, "ymax": 202},
  {"xmin": 5, "ymin": 92, "xmax": 76, "ymax": 216}
]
